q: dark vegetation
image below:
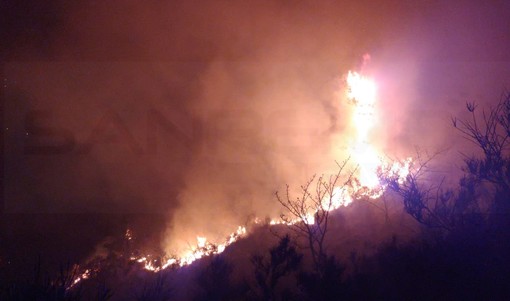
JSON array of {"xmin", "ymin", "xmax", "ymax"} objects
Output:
[{"xmin": 2, "ymin": 93, "xmax": 510, "ymax": 300}]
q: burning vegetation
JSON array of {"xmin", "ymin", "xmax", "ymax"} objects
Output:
[
  {"xmin": 3, "ymin": 52, "xmax": 510, "ymax": 298},
  {"xmin": 2, "ymin": 2, "xmax": 510, "ymax": 298},
  {"xmin": 63, "ymin": 66, "xmax": 414, "ymax": 285},
  {"xmin": 1, "ymin": 49, "xmax": 510, "ymax": 299}
]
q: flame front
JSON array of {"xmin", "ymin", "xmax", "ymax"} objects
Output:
[{"xmin": 134, "ymin": 226, "xmax": 247, "ymax": 272}]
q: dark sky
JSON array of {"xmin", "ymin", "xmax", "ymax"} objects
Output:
[
  {"xmin": 2, "ymin": 0, "xmax": 510, "ymax": 254},
  {"xmin": 3, "ymin": 1, "xmax": 509, "ymax": 61}
]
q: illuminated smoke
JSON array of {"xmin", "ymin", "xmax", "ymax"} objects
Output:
[{"xmin": 69, "ymin": 62, "xmax": 413, "ymax": 287}]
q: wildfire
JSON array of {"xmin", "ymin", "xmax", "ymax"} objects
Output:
[
  {"xmin": 133, "ymin": 226, "xmax": 247, "ymax": 272},
  {"xmin": 347, "ymin": 70, "xmax": 382, "ymax": 189},
  {"xmin": 346, "ymin": 70, "xmax": 411, "ymax": 196},
  {"xmin": 323, "ymin": 186, "xmax": 353, "ymax": 209},
  {"xmin": 68, "ymin": 60, "xmax": 412, "ymax": 289},
  {"xmin": 66, "ymin": 268, "xmax": 91, "ymax": 291},
  {"xmin": 268, "ymin": 68, "xmax": 410, "ymax": 227}
]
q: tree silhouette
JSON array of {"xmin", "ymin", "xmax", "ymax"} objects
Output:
[
  {"xmin": 386, "ymin": 92, "xmax": 510, "ymax": 233},
  {"xmin": 251, "ymin": 235, "xmax": 302, "ymax": 300},
  {"xmin": 384, "ymin": 153, "xmax": 460, "ymax": 231},
  {"xmin": 452, "ymin": 92, "xmax": 510, "ymax": 215},
  {"xmin": 297, "ymin": 255, "xmax": 345, "ymax": 301},
  {"xmin": 194, "ymin": 255, "xmax": 245, "ymax": 301}
]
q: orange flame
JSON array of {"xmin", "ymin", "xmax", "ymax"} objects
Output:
[
  {"xmin": 347, "ymin": 70, "xmax": 382, "ymax": 189},
  {"xmin": 69, "ymin": 62, "xmax": 413, "ymax": 288}
]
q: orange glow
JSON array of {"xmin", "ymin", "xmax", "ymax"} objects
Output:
[
  {"xmin": 346, "ymin": 71, "xmax": 382, "ymax": 189},
  {"xmin": 68, "ymin": 61, "xmax": 413, "ymax": 288},
  {"xmin": 131, "ymin": 226, "xmax": 247, "ymax": 271}
]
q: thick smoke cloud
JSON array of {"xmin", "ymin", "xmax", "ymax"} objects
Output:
[
  {"xmin": 3, "ymin": 1, "xmax": 510, "ymax": 254},
  {"xmin": 163, "ymin": 60, "xmax": 346, "ymax": 252}
]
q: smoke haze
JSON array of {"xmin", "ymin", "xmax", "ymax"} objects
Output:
[{"xmin": 2, "ymin": 0, "xmax": 510, "ymax": 254}]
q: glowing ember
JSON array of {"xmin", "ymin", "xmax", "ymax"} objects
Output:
[
  {"xmin": 125, "ymin": 229, "xmax": 133, "ymax": 240},
  {"xmin": 67, "ymin": 268, "xmax": 90, "ymax": 290}
]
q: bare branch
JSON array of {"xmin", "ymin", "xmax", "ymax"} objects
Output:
[{"xmin": 274, "ymin": 158, "xmax": 353, "ymax": 273}]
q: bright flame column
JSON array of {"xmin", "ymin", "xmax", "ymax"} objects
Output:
[{"xmin": 346, "ymin": 71, "xmax": 381, "ymax": 188}]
